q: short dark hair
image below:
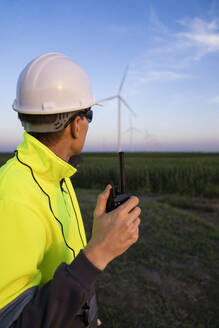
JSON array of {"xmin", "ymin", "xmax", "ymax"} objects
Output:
[
  {"xmin": 18, "ymin": 112, "xmax": 68, "ymax": 146},
  {"xmin": 18, "ymin": 108, "xmax": 90, "ymax": 147}
]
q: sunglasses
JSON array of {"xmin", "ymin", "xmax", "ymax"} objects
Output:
[
  {"xmin": 64, "ymin": 108, "xmax": 93, "ymax": 128},
  {"xmin": 78, "ymin": 108, "xmax": 93, "ymax": 123}
]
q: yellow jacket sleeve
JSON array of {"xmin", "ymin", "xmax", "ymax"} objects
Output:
[{"xmin": 0, "ymin": 199, "xmax": 46, "ymax": 309}]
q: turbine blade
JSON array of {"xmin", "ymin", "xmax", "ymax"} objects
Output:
[
  {"xmin": 118, "ymin": 65, "xmax": 129, "ymax": 94},
  {"xmin": 119, "ymin": 96, "xmax": 136, "ymax": 117},
  {"xmin": 98, "ymin": 95, "xmax": 117, "ymax": 103}
]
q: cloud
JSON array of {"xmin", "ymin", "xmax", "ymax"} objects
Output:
[
  {"xmin": 146, "ymin": 9, "xmax": 219, "ymax": 60},
  {"xmin": 126, "ymin": 68, "xmax": 191, "ymax": 96},
  {"xmin": 129, "ymin": 70, "xmax": 190, "ymax": 85},
  {"xmin": 176, "ymin": 17, "xmax": 219, "ymax": 58},
  {"xmin": 149, "ymin": 8, "xmax": 169, "ymax": 35},
  {"xmin": 141, "ymin": 71, "xmax": 189, "ymax": 82},
  {"xmin": 127, "ymin": 9, "xmax": 219, "ymax": 94}
]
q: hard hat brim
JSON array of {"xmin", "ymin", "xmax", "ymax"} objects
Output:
[{"xmin": 13, "ymin": 100, "xmax": 103, "ymax": 115}]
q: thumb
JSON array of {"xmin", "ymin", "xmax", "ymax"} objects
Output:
[{"xmin": 94, "ymin": 184, "xmax": 112, "ymax": 217}]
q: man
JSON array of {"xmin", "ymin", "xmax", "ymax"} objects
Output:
[{"xmin": 0, "ymin": 52, "xmax": 141, "ymax": 327}]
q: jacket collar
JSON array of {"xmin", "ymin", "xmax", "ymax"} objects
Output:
[{"xmin": 17, "ymin": 132, "xmax": 77, "ymax": 182}]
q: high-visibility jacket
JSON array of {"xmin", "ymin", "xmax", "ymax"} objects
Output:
[{"xmin": 0, "ymin": 132, "xmax": 101, "ymax": 327}]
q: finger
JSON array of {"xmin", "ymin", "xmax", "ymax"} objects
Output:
[
  {"xmin": 125, "ymin": 217, "xmax": 140, "ymax": 244},
  {"xmin": 115, "ymin": 196, "xmax": 139, "ymax": 214},
  {"xmin": 124, "ymin": 207, "xmax": 141, "ymax": 226},
  {"xmin": 94, "ymin": 184, "xmax": 112, "ymax": 217},
  {"xmin": 131, "ymin": 217, "xmax": 141, "ymax": 232},
  {"xmin": 131, "ymin": 218, "xmax": 140, "ymax": 242}
]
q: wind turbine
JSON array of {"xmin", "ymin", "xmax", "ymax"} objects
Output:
[
  {"xmin": 124, "ymin": 116, "xmax": 142, "ymax": 152},
  {"xmin": 144, "ymin": 129, "xmax": 161, "ymax": 151},
  {"xmin": 98, "ymin": 66, "xmax": 136, "ymax": 152}
]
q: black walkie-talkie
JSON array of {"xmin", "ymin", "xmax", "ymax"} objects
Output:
[{"xmin": 106, "ymin": 152, "xmax": 130, "ymax": 212}]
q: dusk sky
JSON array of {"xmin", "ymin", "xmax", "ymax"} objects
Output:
[{"xmin": 0, "ymin": 0, "xmax": 219, "ymax": 152}]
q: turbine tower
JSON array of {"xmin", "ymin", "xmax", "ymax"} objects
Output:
[{"xmin": 98, "ymin": 66, "xmax": 136, "ymax": 152}]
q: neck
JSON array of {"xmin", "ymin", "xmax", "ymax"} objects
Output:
[
  {"xmin": 48, "ymin": 141, "xmax": 76, "ymax": 162},
  {"xmin": 33, "ymin": 124, "xmax": 81, "ymax": 162},
  {"xmin": 49, "ymin": 147, "xmax": 71, "ymax": 162}
]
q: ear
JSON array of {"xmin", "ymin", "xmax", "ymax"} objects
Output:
[{"xmin": 70, "ymin": 115, "xmax": 81, "ymax": 139}]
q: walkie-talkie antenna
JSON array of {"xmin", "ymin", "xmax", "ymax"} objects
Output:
[
  {"xmin": 119, "ymin": 152, "xmax": 126, "ymax": 193},
  {"xmin": 106, "ymin": 151, "xmax": 130, "ymax": 212}
]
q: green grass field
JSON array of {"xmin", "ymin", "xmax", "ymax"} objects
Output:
[
  {"xmin": 1, "ymin": 152, "xmax": 219, "ymax": 327},
  {"xmin": 77, "ymin": 188, "xmax": 219, "ymax": 328},
  {"xmin": 72, "ymin": 152, "xmax": 219, "ymax": 198},
  {"xmin": 73, "ymin": 153, "xmax": 219, "ymax": 327}
]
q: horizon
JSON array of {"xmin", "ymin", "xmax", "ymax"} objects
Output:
[{"xmin": 1, "ymin": 148, "xmax": 219, "ymax": 154}]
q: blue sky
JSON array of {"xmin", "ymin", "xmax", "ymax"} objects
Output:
[{"xmin": 0, "ymin": 0, "xmax": 219, "ymax": 152}]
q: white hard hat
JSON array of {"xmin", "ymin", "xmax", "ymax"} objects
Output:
[{"xmin": 12, "ymin": 52, "xmax": 99, "ymax": 115}]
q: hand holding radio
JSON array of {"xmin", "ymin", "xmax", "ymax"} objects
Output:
[{"xmin": 84, "ymin": 152, "xmax": 141, "ymax": 271}]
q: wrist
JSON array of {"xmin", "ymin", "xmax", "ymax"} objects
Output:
[{"xmin": 84, "ymin": 242, "xmax": 110, "ymax": 271}]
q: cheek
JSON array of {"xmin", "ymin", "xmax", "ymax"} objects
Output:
[
  {"xmin": 82, "ymin": 121, "xmax": 88, "ymax": 141},
  {"xmin": 84, "ymin": 122, "xmax": 89, "ymax": 134}
]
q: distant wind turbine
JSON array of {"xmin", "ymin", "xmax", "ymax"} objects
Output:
[
  {"xmin": 98, "ymin": 66, "xmax": 136, "ymax": 152},
  {"xmin": 124, "ymin": 116, "xmax": 142, "ymax": 152},
  {"xmin": 144, "ymin": 129, "xmax": 161, "ymax": 151}
]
